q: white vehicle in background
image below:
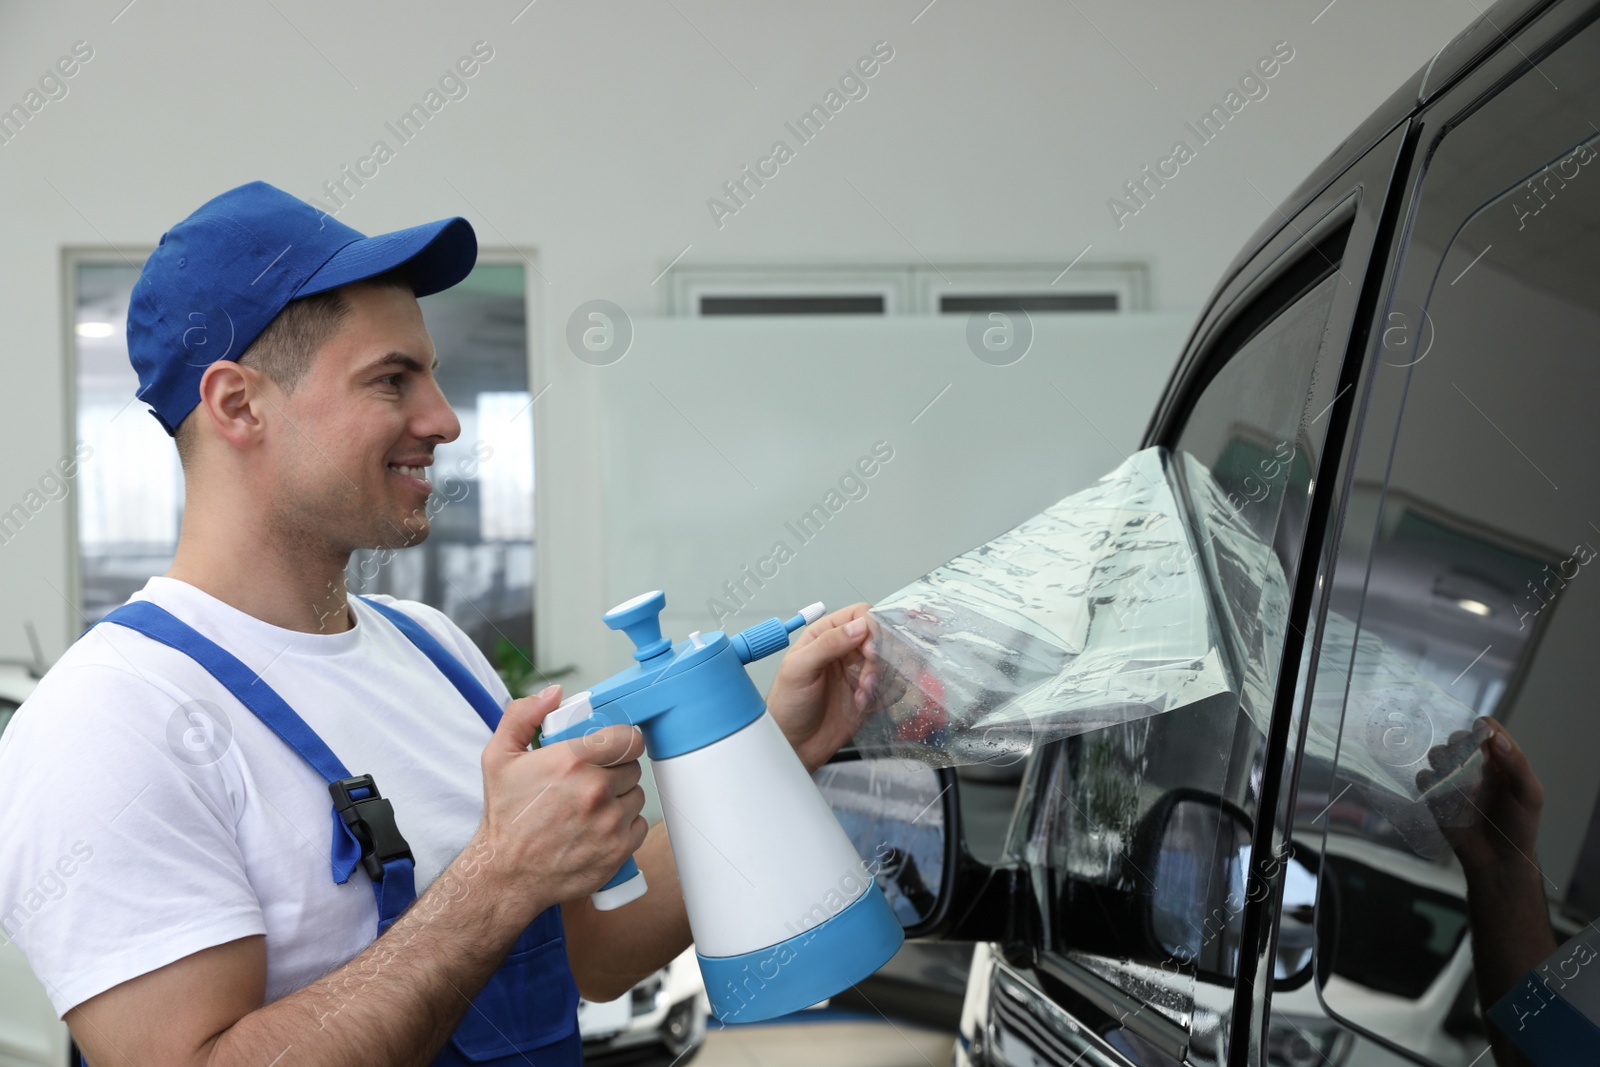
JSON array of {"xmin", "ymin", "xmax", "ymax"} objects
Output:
[
  {"xmin": 0, "ymin": 654, "xmax": 707, "ymax": 1067},
  {"xmin": 579, "ymin": 948, "xmax": 709, "ymax": 1065}
]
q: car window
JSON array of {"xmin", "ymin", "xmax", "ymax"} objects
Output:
[
  {"xmin": 0, "ymin": 701, "xmax": 16, "ymax": 739},
  {"xmin": 1285, "ymin": 14, "xmax": 1600, "ymax": 1065},
  {"xmin": 1022, "ymin": 242, "xmax": 1350, "ymax": 1056}
]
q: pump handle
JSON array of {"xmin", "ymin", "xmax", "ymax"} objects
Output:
[{"xmin": 603, "ymin": 590, "xmax": 672, "ymax": 662}]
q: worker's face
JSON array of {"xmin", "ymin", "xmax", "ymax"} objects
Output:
[{"xmin": 266, "ymin": 282, "xmax": 460, "ymax": 554}]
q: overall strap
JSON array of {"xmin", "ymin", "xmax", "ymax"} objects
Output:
[
  {"xmin": 94, "ymin": 601, "xmax": 416, "ymax": 933},
  {"xmin": 93, "ymin": 599, "xmax": 579, "ymax": 1067},
  {"xmin": 356, "ymin": 597, "xmax": 504, "ymax": 732}
]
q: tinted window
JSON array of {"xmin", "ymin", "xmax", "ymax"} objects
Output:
[{"xmin": 1291, "ymin": 16, "xmax": 1600, "ymax": 1064}]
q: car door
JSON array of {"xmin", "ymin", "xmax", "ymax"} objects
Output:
[
  {"xmin": 1262, "ymin": 3, "xmax": 1600, "ymax": 1065},
  {"xmin": 971, "ymin": 103, "xmax": 1419, "ymax": 1066}
]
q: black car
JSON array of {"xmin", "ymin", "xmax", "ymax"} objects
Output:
[{"xmin": 822, "ymin": 1, "xmax": 1600, "ymax": 1063}]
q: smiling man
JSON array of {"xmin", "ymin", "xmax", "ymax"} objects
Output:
[{"xmin": 0, "ymin": 182, "xmax": 880, "ymax": 1067}]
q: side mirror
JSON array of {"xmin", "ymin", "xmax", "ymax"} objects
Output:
[
  {"xmin": 1142, "ymin": 792, "xmax": 1318, "ymax": 990},
  {"xmin": 811, "ymin": 751, "xmax": 956, "ymax": 936}
]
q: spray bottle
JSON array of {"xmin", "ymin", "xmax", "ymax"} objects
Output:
[{"xmin": 539, "ymin": 590, "xmax": 904, "ymax": 1023}]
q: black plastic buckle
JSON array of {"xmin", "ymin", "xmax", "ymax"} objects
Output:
[{"xmin": 329, "ymin": 774, "xmax": 413, "ymax": 882}]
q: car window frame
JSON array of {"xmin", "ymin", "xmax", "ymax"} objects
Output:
[
  {"xmin": 1149, "ymin": 174, "xmax": 1404, "ymax": 1065},
  {"xmin": 1148, "ymin": 117, "xmax": 1443, "ymax": 1065}
]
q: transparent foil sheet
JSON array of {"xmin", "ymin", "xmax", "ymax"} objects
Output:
[
  {"xmin": 855, "ymin": 448, "xmax": 1238, "ymax": 769},
  {"xmin": 1306, "ymin": 611, "xmax": 1487, "ymax": 860},
  {"xmin": 854, "ymin": 447, "xmax": 1487, "ymax": 832}
]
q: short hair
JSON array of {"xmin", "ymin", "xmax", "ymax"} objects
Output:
[{"xmin": 173, "ymin": 267, "xmax": 413, "ymax": 465}]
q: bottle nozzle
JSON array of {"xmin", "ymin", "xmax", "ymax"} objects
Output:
[
  {"xmin": 731, "ymin": 602, "xmax": 826, "ymax": 665},
  {"xmin": 785, "ymin": 602, "xmax": 826, "ymax": 632}
]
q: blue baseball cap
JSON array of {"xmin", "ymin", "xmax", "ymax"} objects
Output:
[{"xmin": 127, "ymin": 180, "xmax": 477, "ymax": 435}]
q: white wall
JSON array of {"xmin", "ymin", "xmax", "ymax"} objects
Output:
[
  {"xmin": 599, "ymin": 312, "xmax": 1190, "ymax": 692},
  {"xmin": 0, "ymin": 0, "xmax": 1480, "ymax": 680}
]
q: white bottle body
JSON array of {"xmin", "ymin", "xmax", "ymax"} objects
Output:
[{"xmin": 651, "ymin": 712, "xmax": 871, "ymax": 958}]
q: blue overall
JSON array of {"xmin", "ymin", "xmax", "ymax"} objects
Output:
[{"xmin": 92, "ymin": 597, "xmax": 581, "ymax": 1066}]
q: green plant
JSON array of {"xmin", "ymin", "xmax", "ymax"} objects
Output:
[{"xmin": 493, "ymin": 638, "xmax": 577, "ymax": 702}]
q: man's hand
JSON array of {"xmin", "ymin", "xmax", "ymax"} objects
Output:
[
  {"xmin": 68, "ymin": 685, "xmax": 650, "ymax": 1067},
  {"xmin": 480, "ymin": 684, "xmax": 649, "ymax": 913},
  {"xmin": 766, "ymin": 603, "xmax": 880, "ymax": 772},
  {"xmin": 1417, "ymin": 717, "xmax": 1544, "ymax": 881}
]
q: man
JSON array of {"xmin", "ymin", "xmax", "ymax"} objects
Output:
[{"xmin": 0, "ymin": 182, "xmax": 880, "ymax": 1066}]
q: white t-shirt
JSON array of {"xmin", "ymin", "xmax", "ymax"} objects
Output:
[{"xmin": 0, "ymin": 576, "xmax": 513, "ymax": 1017}]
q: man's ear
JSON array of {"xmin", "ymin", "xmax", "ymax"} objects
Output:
[{"xmin": 195, "ymin": 359, "xmax": 268, "ymax": 449}]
